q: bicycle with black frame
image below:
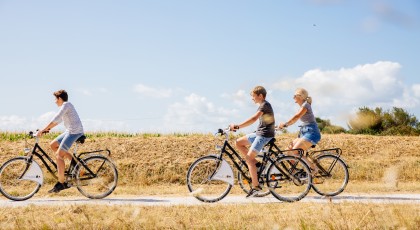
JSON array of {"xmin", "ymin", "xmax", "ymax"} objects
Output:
[
  {"xmin": 301, "ymin": 145, "xmax": 349, "ymax": 196},
  {"xmin": 186, "ymin": 128, "xmax": 313, "ymax": 203},
  {"xmin": 0, "ymin": 130, "xmax": 118, "ymax": 201}
]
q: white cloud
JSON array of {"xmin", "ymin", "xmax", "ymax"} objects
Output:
[
  {"xmin": 164, "ymin": 93, "xmax": 237, "ymax": 132},
  {"xmin": 82, "ymin": 119, "xmax": 130, "ymax": 132},
  {"xmin": 412, "ymin": 84, "xmax": 420, "ymax": 98},
  {"xmin": 0, "ymin": 113, "xmax": 134, "ymax": 133},
  {"xmin": 221, "ymin": 90, "xmax": 249, "ymax": 107},
  {"xmin": 0, "ymin": 115, "xmax": 27, "ymax": 131},
  {"xmin": 0, "ymin": 112, "xmax": 56, "ymax": 132},
  {"xmin": 272, "ymin": 61, "xmax": 419, "ymax": 128},
  {"xmin": 133, "ymin": 84, "xmax": 172, "ymax": 98}
]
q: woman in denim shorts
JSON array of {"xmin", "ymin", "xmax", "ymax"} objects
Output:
[{"xmin": 278, "ymin": 88, "xmax": 321, "ymax": 171}]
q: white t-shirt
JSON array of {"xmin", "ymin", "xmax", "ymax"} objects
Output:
[{"xmin": 51, "ymin": 102, "xmax": 84, "ymax": 134}]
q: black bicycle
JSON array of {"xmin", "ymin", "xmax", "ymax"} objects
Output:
[
  {"xmin": 186, "ymin": 128, "xmax": 312, "ymax": 203},
  {"xmin": 0, "ymin": 131, "xmax": 118, "ymax": 201},
  {"xmin": 303, "ymin": 146, "xmax": 349, "ymax": 196}
]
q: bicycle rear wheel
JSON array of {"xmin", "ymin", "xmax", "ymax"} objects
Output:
[
  {"xmin": 186, "ymin": 155, "xmax": 232, "ymax": 203},
  {"xmin": 311, "ymin": 154, "xmax": 349, "ymax": 196},
  {"xmin": 266, "ymin": 155, "xmax": 312, "ymax": 202},
  {"xmin": 0, "ymin": 157, "xmax": 41, "ymax": 201},
  {"xmin": 75, "ymin": 155, "xmax": 118, "ymax": 199}
]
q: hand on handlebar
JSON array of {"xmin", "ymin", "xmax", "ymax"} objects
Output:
[
  {"xmin": 35, "ymin": 129, "xmax": 50, "ymax": 137},
  {"xmin": 277, "ymin": 123, "xmax": 287, "ymax": 130},
  {"xmin": 228, "ymin": 124, "xmax": 239, "ymax": 132}
]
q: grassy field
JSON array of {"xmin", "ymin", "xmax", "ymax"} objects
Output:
[
  {"xmin": 1, "ymin": 132, "xmax": 418, "ymax": 190},
  {"xmin": 0, "ymin": 202, "xmax": 419, "ymax": 229},
  {"xmin": 0, "ymin": 133, "xmax": 419, "ymax": 229}
]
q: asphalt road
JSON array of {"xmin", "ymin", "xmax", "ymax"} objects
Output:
[{"xmin": 1, "ymin": 194, "xmax": 419, "ymax": 207}]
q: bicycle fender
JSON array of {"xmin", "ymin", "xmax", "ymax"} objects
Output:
[
  {"xmin": 21, "ymin": 161, "xmax": 44, "ymax": 185},
  {"xmin": 209, "ymin": 157, "xmax": 234, "ymax": 186}
]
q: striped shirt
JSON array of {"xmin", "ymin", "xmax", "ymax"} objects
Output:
[{"xmin": 51, "ymin": 102, "xmax": 84, "ymax": 134}]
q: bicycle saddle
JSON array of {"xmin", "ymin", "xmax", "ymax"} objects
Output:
[
  {"xmin": 267, "ymin": 138, "xmax": 276, "ymax": 145},
  {"xmin": 76, "ymin": 135, "xmax": 86, "ymax": 144}
]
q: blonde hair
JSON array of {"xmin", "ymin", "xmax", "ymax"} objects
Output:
[
  {"xmin": 296, "ymin": 88, "xmax": 312, "ymax": 104},
  {"xmin": 251, "ymin": 86, "xmax": 267, "ymax": 98}
]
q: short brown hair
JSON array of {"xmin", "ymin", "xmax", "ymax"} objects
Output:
[
  {"xmin": 251, "ymin": 86, "xmax": 267, "ymax": 98},
  {"xmin": 53, "ymin": 90, "xmax": 68, "ymax": 102}
]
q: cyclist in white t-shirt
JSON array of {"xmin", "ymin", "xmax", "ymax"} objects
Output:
[{"xmin": 38, "ymin": 90, "xmax": 84, "ymax": 193}]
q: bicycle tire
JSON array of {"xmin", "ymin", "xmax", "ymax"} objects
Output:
[
  {"xmin": 75, "ymin": 154, "xmax": 118, "ymax": 199},
  {"xmin": 266, "ymin": 155, "xmax": 312, "ymax": 202},
  {"xmin": 311, "ymin": 154, "xmax": 349, "ymax": 196},
  {"xmin": 0, "ymin": 157, "xmax": 41, "ymax": 201},
  {"xmin": 237, "ymin": 162, "xmax": 271, "ymax": 197},
  {"xmin": 186, "ymin": 155, "xmax": 232, "ymax": 203}
]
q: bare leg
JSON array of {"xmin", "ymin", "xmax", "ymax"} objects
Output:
[
  {"xmin": 292, "ymin": 138, "xmax": 316, "ymax": 170},
  {"xmin": 235, "ymin": 137, "xmax": 260, "ymax": 188},
  {"xmin": 50, "ymin": 141, "xmax": 72, "ymax": 183},
  {"xmin": 246, "ymin": 150, "xmax": 259, "ymax": 187},
  {"xmin": 235, "ymin": 136, "xmax": 250, "ymax": 156},
  {"xmin": 56, "ymin": 149, "xmax": 72, "ymax": 183}
]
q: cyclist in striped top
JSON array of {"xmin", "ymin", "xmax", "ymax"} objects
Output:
[{"xmin": 38, "ymin": 90, "xmax": 84, "ymax": 193}]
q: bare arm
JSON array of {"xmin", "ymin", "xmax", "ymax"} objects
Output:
[
  {"xmin": 37, "ymin": 122, "xmax": 58, "ymax": 136},
  {"xmin": 230, "ymin": 111, "xmax": 263, "ymax": 130},
  {"xmin": 278, "ymin": 107, "xmax": 307, "ymax": 129}
]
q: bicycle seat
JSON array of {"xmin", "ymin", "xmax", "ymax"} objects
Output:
[
  {"xmin": 266, "ymin": 138, "xmax": 276, "ymax": 145},
  {"xmin": 76, "ymin": 135, "xmax": 86, "ymax": 144},
  {"xmin": 311, "ymin": 145, "xmax": 316, "ymax": 148}
]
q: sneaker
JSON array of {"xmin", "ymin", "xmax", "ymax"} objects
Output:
[
  {"xmin": 246, "ymin": 185, "xmax": 262, "ymax": 198},
  {"xmin": 48, "ymin": 182, "xmax": 70, "ymax": 193}
]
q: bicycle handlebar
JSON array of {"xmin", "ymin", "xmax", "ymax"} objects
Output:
[
  {"xmin": 216, "ymin": 126, "xmax": 284, "ymax": 136},
  {"xmin": 28, "ymin": 130, "xmax": 49, "ymax": 138}
]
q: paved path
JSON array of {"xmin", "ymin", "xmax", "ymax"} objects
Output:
[{"xmin": 1, "ymin": 194, "xmax": 419, "ymax": 207}]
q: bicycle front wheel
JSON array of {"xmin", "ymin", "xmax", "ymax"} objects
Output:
[
  {"xmin": 266, "ymin": 155, "xmax": 312, "ymax": 202},
  {"xmin": 311, "ymin": 154, "xmax": 349, "ymax": 196},
  {"xmin": 75, "ymin": 155, "xmax": 118, "ymax": 199},
  {"xmin": 0, "ymin": 157, "xmax": 41, "ymax": 201},
  {"xmin": 186, "ymin": 155, "xmax": 232, "ymax": 203}
]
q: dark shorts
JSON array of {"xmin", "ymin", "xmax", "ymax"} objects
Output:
[{"xmin": 298, "ymin": 123, "xmax": 321, "ymax": 145}]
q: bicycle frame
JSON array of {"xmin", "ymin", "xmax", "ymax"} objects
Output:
[
  {"xmin": 21, "ymin": 134, "xmax": 112, "ymax": 185},
  {"xmin": 308, "ymin": 147, "xmax": 345, "ymax": 176},
  {"xmin": 214, "ymin": 129, "xmax": 304, "ymax": 183}
]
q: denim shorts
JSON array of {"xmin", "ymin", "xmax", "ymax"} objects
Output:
[
  {"xmin": 246, "ymin": 133, "xmax": 273, "ymax": 153},
  {"xmin": 298, "ymin": 123, "xmax": 321, "ymax": 145},
  {"xmin": 54, "ymin": 132, "xmax": 84, "ymax": 152}
]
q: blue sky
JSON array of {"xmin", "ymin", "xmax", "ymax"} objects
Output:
[{"xmin": 1, "ymin": 0, "xmax": 419, "ymax": 133}]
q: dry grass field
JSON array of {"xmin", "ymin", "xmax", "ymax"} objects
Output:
[
  {"xmin": 1, "ymin": 202, "xmax": 419, "ymax": 229},
  {"xmin": 0, "ymin": 133, "xmax": 419, "ymax": 229},
  {"xmin": 2, "ymin": 132, "xmax": 418, "ymax": 190}
]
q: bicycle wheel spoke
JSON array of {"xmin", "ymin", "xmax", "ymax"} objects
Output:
[
  {"xmin": 266, "ymin": 156, "xmax": 312, "ymax": 202},
  {"xmin": 76, "ymin": 155, "xmax": 118, "ymax": 199},
  {"xmin": 0, "ymin": 157, "xmax": 41, "ymax": 201},
  {"xmin": 187, "ymin": 155, "xmax": 232, "ymax": 203},
  {"xmin": 311, "ymin": 154, "xmax": 349, "ymax": 196}
]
